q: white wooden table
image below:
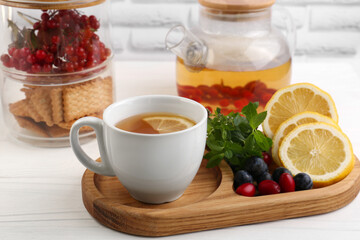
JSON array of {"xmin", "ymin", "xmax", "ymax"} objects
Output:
[{"xmin": 1, "ymin": 60, "xmax": 360, "ymax": 240}]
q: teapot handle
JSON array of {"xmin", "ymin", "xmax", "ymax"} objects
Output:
[{"xmin": 273, "ymin": 6, "xmax": 296, "ymax": 57}]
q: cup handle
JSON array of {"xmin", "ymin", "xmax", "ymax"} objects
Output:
[{"xmin": 70, "ymin": 117, "xmax": 115, "ymax": 176}]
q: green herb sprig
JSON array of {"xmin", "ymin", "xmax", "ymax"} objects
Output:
[{"xmin": 204, "ymin": 102, "xmax": 272, "ymax": 170}]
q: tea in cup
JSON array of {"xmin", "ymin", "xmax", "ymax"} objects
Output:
[{"xmin": 70, "ymin": 95, "xmax": 207, "ymax": 204}]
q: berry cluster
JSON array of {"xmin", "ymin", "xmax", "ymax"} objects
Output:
[
  {"xmin": 177, "ymin": 80, "xmax": 276, "ymax": 115},
  {"xmin": 1, "ymin": 9, "xmax": 111, "ymax": 74},
  {"xmin": 233, "ymin": 153, "xmax": 313, "ymax": 197}
]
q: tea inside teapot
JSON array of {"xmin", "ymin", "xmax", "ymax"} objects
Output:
[{"xmin": 166, "ymin": 0, "xmax": 294, "ymax": 114}]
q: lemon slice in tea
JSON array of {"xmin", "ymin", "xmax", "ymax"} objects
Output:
[{"xmin": 143, "ymin": 115, "xmax": 195, "ymax": 134}]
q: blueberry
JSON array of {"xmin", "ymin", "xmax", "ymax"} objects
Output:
[
  {"xmin": 293, "ymin": 173, "xmax": 313, "ymax": 191},
  {"xmin": 256, "ymin": 172, "xmax": 272, "ymax": 184},
  {"xmin": 233, "ymin": 170, "xmax": 253, "ymax": 190},
  {"xmin": 244, "ymin": 156, "xmax": 268, "ymax": 178},
  {"xmin": 272, "ymin": 167, "xmax": 292, "ymax": 183}
]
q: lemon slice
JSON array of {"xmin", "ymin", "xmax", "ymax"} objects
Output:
[
  {"xmin": 143, "ymin": 115, "xmax": 195, "ymax": 134},
  {"xmin": 279, "ymin": 122, "xmax": 354, "ymax": 187},
  {"xmin": 262, "ymin": 83, "xmax": 338, "ymax": 139},
  {"xmin": 272, "ymin": 111, "xmax": 338, "ymax": 166}
]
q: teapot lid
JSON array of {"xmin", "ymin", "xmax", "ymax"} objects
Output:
[
  {"xmin": 0, "ymin": 0, "xmax": 106, "ymax": 9},
  {"xmin": 198, "ymin": 0, "xmax": 276, "ymax": 11}
]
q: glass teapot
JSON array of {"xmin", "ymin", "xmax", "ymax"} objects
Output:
[{"xmin": 165, "ymin": 0, "xmax": 295, "ymax": 114}]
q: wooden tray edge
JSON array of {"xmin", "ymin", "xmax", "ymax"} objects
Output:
[{"xmin": 82, "ymin": 158, "xmax": 360, "ymax": 237}]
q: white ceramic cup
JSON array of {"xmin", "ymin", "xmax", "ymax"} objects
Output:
[{"xmin": 70, "ymin": 95, "xmax": 207, "ymax": 204}]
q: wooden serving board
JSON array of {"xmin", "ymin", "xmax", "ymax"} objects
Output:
[{"xmin": 82, "ymin": 158, "xmax": 360, "ymax": 237}]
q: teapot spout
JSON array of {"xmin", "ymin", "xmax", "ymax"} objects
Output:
[{"xmin": 165, "ymin": 25, "xmax": 207, "ymax": 69}]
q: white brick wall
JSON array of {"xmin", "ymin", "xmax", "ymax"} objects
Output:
[{"xmin": 109, "ymin": 0, "xmax": 360, "ymax": 60}]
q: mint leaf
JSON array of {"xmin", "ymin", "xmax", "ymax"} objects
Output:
[
  {"xmin": 253, "ymin": 130, "xmax": 271, "ymax": 151},
  {"xmin": 205, "ymin": 102, "xmax": 272, "ymax": 169},
  {"xmin": 228, "ymin": 155, "xmax": 241, "ymax": 165},
  {"xmin": 231, "ymin": 130, "xmax": 246, "ymax": 143},
  {"xmin": 250, "ymin": 111, "xmax": 267, "ymax": 129},
  {"xmin": 206, "ymin": 138, "xmax": 224, "ymax": 152},
  {"xmin": 226, "ymin": 141, "xmax": 243, "ymax": 154},
  {"xmin": 241, "ymin": 102, "xmax": 259, "ymax": 125},
  {"xmin": 204, "ymin": 150, "xmax": 220, "ymax": 160},
  {"xmin": 206, "ymin": 153, "xmax": 224, "ymax": 168},
  {"xmin": 224, "ymin": 150, "xmax": 233, "ymax": 159},
  {"xmin": 234, "ymin": 115, "xmax": 241, "ymax": 126},
  {"xmin": 221, "ymin": 129, "xmax": 228, "ymax": 140}
]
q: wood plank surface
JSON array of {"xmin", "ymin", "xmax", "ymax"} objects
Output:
[{"xmin": 82, "ymin": 157, "xmax": 360, "ymax": 237}]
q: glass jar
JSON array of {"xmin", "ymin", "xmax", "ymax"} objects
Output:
[
  {"xmin": 0, "ymin": 0, "xmax": 114, "ymax": 147},
  {"xmin": 166, "ymin": 0, "xmax": 294, "ymax": 114}
]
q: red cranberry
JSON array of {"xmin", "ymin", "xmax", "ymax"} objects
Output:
[
  {"xmin": 208, "ymin": 88, "xmax": 219, "ymax": 97},
  {"xmin": 20, "ymin": 47, "xmax": 31, "ymax": 58},
  {"xmin": 279, "ymin": 173, "xmax": 295, "ymax": 193},
  {"xmin": 65, "ymin": 46, "xmax": 74, "ymax": 56},
  {"xmin": 221, "ymin": 86, "xmax": 232, "ymax": 96},
  {"xmin": 12, "ymin": 49, "xmax": 21, "ymax": 60},
  {"xmin": 41, "ymin": 13, "xmax": 50, "ymax": 21},
  {"xmin": 105, "ymin": 48, "xmax": 111, "ymax": 57},
  {"xmin": 51, "ymin": 36, "xmax": 60, "ymax": 44},
  {"xmin": 87, "ymin": 53, "xmax": 96, "ymax": 62},
  {"xmin": 234, "ymin": 98, "xmax": 249, "ymax": 110},
  {"xmin": 42, "ymin": 44, "xmax": 50, "ymax": 52},
  {"xmin": 80, "ymin": 15, "xmax": 89, "ymax": 26},
  {"xmin": 245, "ymin": 80, "xmax": 267, "ymax": 92},
  {"xmin": 18, "ymin": 59, "xmax": 29, "ymax": 71},
  {"xmin": 76, "ymin": 47, "xmax": 85, "ymax": 56},
  {"xmin": 229, "ymin": 88, "xmax": 240, "ymax": 97},
  {"xmin": 11, "ymin": 58, "xmax": 19, "ymax": 69},
  {"xmin": 92, "ymin": 34, "xmax": 100, "ymax": 41},
  {"xmin": 33, "ymin": 21, "xmax": 41, "ymax": 30},
  {"xmin": 42, "ymin": 64, "xmax": 52, "ymax": 73},
  {"xmin": 63, "ymin": 14, "xmax": 71, "ymax": 23},
  {"xmin": 65, "ymin": 62, "xmax": 74, "ymax": 72},
  {"xmin": 53, "ymin": 14, "xmax": 61, "ymax": 23},
  {"xmin": 50, "ymin": 44, "xmax": 58, "ymax": 53},
  {"xmin": 243, "ymin": 90, "xmax": 255, "ymax": 100},
  {"xmin": 47, "ymin": 20, "xmax": 57, "ymax": 29},
  {"xmin": 89, "ymin": 15, "xmax": 97, "ymax": 23},
  {"xmin": 219, "ymin": 99, "xmax": 230, "ymax": 107},
  {"xmin": 45, "ymin": 54, "xmax": 54, "ymax": 64},
  {"xmin": 262, "ymin": 152, "xmax": 272, "ymax": 165},
  {"xmin": 31, "ymin": 64, "xmax": 41, "ymax": 73},
  {"xmin": 205, "ymin": 106, "xmax": 213, "ymax": 113},
  {"xmin": 1, "ymin": 54, "xmax": 10, "ymax": 63},
  {"xmin": 8, "ymin": 47, "xmax": 16, "ymax": 56},
  {"xmin": 61, "ymin": 22, "xmax": 70, "ymax": 29},
  {"xmin": 235, "ymin": 183, "xmax": 256, "ymax": 197},
  {"xmin": 26, "ymin": 54, "xmax": 37, "ymax": 64},
  {"xmin": 261, "ymin": 93, "xmax": 273, "ymax": 104},
  {"xmin": 90, "ymin": 19, "xmax": 100, "ymax": 29},
  {"xmin": 35, "ymin": 50, "xmax": 47, "ymax": 60},
  {"xmin": 59, "ymin": 10, "xmax": 69, "ymax": 16},
  {"xmin": 69, "ymin": 56, "xmax": 78, "ymax": 63},
  {"xmin": 83, "ymin": 28, "xmax": 93, "ymax": 39},
  {"xmin": 221, "ymin": 108, "xmax": 231, "ymax": 115},
  {"xmin": 258, "ymin": 180, "xmax": 281, "ymax": 195}
]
